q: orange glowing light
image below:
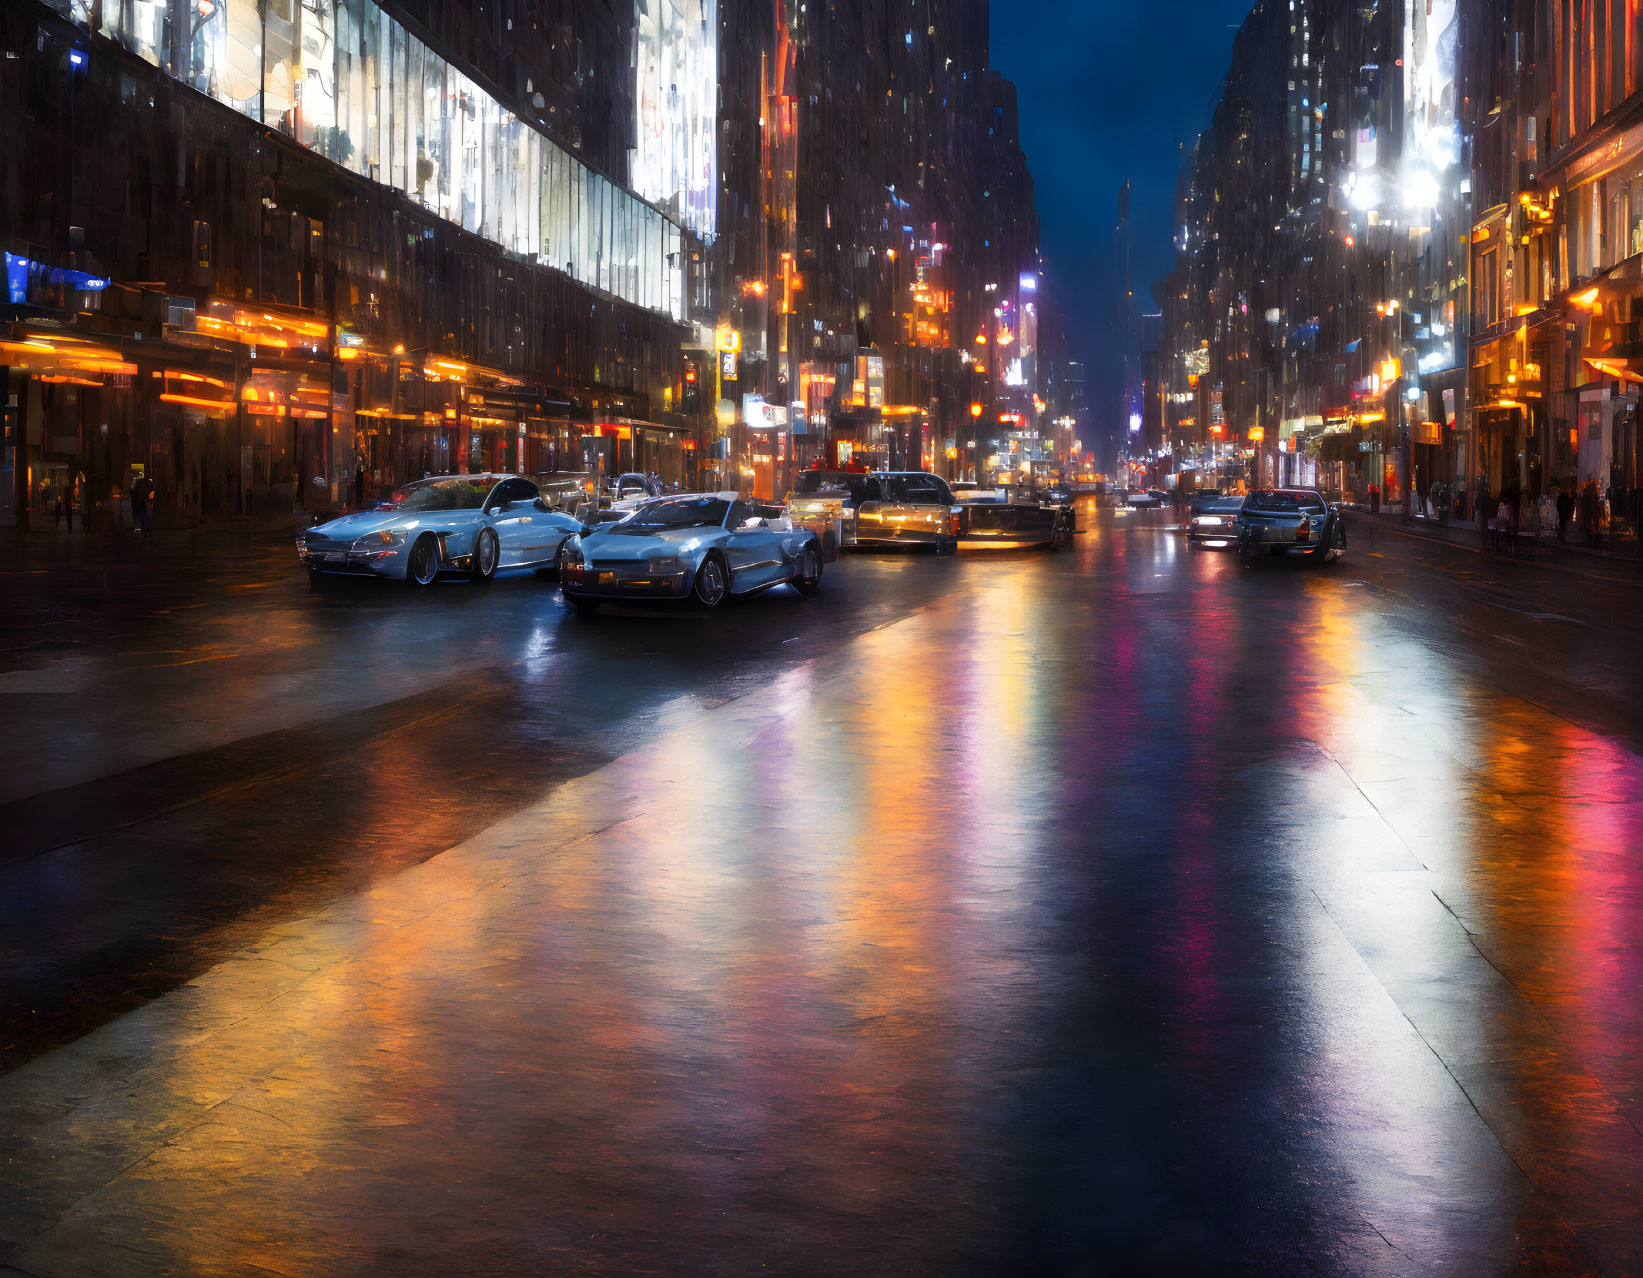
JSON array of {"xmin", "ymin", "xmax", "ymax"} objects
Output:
[
  {"xmin": 159, "ymin": 392, "xmax": 234, "ymax": 412},
  {"xmin": 166, "ymin": 370, "xmax": 226, "ymax": 388},
  {"xmin": 1585, "ymin": 356, "xmax": 1631, "ymax": 379}
]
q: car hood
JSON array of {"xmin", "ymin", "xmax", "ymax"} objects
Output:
[
  {"xmin": 307, "ymin": 509, "xmax": 467, "ymax": 538},
  {"xmin": 578, "ymin": 526, "xmax": 723, "ymax": 557}
]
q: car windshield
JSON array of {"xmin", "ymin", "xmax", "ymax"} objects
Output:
[
  {"xmin": 1245, "ymin": 491, "xmax": 1326, "ymax": 514},
  {"xmin": 617, "ymin": 497, "xmax": 730, "ymax": 530},
  {"xmin": 794, "ymin": 471, "xmax": 855, "ymax": 494},
  {"xmin": 395, "ymin": 478, "xmax": 492, "ymax": 511}
]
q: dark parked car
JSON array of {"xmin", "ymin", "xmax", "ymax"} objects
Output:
[
  {"xmin": 1186, "ymin": 495, "xmax": 1246, "ymax": 548},
  {"xmin": 1236, "ymin": 489, "xmax": 1346, "ymax": 563},
  {"xmin": 955, "ymin": 485, "xmax": 1075, "ymax": 550}
]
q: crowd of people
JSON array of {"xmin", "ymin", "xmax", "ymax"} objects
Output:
[{"xmin": 1479, "ymin": 476, "xmax": 1640, "ymax": 550}]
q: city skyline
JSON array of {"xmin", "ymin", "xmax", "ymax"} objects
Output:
[{"xmin": 992, "ymin": 0, "xmax": 1251, "ymax": 458}]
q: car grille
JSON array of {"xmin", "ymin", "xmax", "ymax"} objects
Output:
[{"xmin": 588, "ymin": 559, "xmax": 650, "ymax": 576}]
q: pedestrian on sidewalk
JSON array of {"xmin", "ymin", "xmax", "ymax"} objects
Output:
[
  {"xmin": 1580, "ymin": 480, "xmax": 1602, "ymax": 549},
  {"xmin": 1556, "ymin": 484, "xmax": 1573, "ymax": 542},
  {"xmin": 1533, "ymin": 491, "xmax": 1552, "ymax": 537},
  {"xmin": 130, "ymin": 473, "xmax": 154, "ymax": 536},
  {"xmin": 53, "ymin": 474, "xmax": 79, "ymax": 531},
  {"xmin": 1369, "ymin": 483, "xmax": 1380, "ymax": 514}
]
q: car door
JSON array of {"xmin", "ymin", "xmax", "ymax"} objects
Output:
[
  {"xmin": 513, "ymin": 480, "xmax": 582, "ymax": 566},
  {"xmin": 848, "ymin": 476, "xmax": 884, "ymax": 540},
  {"xmin": 722, "ymin": 500, "xmax": 785, "ymax": 591},
  {"xmin": 488, "ymin": 479, "xmax": 540, "ymax": 567},
  {"xmin": 907, "ymin": 474, "xmax": 956, "ymax": 529}
]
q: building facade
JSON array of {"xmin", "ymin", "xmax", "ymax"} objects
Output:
[
  {"xmin": 2, "ymin": 0, "xmax": 1042, "ymax": 528},
  {"xmin": 1463, "ymin": 0, "xmax": 1642, "ymax": 528},
  {"xmin": 1159, "ymin": 0, "xmax": 1641, "ymax": 544},
  {"xmin": 1, "ymin": 0, "xmax": 715, "ymax": 531}
]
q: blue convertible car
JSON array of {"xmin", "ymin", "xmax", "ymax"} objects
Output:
[
  {"xmin": 560, "ymin": 493, "xmax": 824, "ymax": 614},
  {"xmin": 296, "ymin": 473, "xmax": 588, "ymax": 587}
]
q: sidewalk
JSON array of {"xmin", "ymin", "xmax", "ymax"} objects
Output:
[
  {"xmin": 2, "ymin": 511, "xmax": 313, "ymax": 574},
  {"xmin": 1345, "ymin": 507, "xmax": 1643, "ymax": 575}
]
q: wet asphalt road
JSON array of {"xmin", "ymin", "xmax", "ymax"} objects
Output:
[{"xmin": 1, "ymin": 504, "xmax": 1641, "ymax": 1275}]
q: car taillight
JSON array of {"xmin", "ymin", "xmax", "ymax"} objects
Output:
[
  {"xmin": 949, "ymin": 511, "xmax": 962, "ymax": 535},
  {"xmin": 1297, "ymin": 518, "xmax": 1311, "ymax": 536}
]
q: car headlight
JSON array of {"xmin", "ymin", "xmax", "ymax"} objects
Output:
[
  {"xmin": 352, "ymin": 530, "xmax": 406, "ymax": 550},
  {"xmin": 647, "ymin": 554, "xmax": 682, "ymax": 571}
]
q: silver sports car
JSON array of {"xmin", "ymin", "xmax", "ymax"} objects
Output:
[
  {"xmin": 559, "ymin": 493, "xmax": 824, "ymax": 614},
  {"xmin": 296, "ymin": 473, "xmax": 588, "ymax": 587}
]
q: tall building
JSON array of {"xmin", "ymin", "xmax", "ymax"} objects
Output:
[
  {"xmin": 2, "ymin": 0, "xmax": 1041, "ymax": 524},
  {"xmin": 1162, "ymin": 0, "xmax": 1464, "ymax": 505},
  {"xmin": 1, "ymin": 0, "xmax": 708, "ymax": 529},
  {"xmin": 1461, "ymin": 0, "xmax": 1640, "ymax": 520},
  {"xmin": 1162, "ymin": 0, "xmax": 1640, "ymax": 541}
]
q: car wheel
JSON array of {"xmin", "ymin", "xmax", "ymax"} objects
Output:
[
  {"xmin": 406, "ymin": 534, "xmax": 441, "ymax": 586},
  {"xmin": 692, "ymin": 553, "xmax": 728, "ymax": 609},
  {"xmin": 306, "ymin": 567, "xmax": 325, "ymax": 590},
  {"xmin": 935, "ymin": 533, "xmax": 958, "ymax": 556},
  {"xmin": 791, "ymin": 544, "xmax": 823, "ymax": 595},
  {"xmin": 1324, "ymin": 523, "xmax": 1346, "ymax": 563},
  {"xmin": 470, "ymin": 527, "xmax": 499, "ymax": 583}
]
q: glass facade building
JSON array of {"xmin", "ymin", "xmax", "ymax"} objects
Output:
[
  {"xmin": 62, "ymin": 0, "xmax": 687, "ymax": 321},
  {"xmin": 633, "ymin": 0, "xmax": 718, "ymax": 242}
]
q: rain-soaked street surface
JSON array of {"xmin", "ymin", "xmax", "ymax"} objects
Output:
[{"xmin": 1, "ymin": 504, "xmax": 1641, "ymax": 1275}]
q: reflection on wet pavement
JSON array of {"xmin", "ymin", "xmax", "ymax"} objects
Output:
[{"xmin": 1, "ymin": 507, "xmax": 1640, "ymax": 1274}]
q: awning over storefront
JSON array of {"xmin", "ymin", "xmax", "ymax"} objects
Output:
[
  {"xmin": 0, "ymin": 329, "xmax": 137, "ymax": 386},
  {"xmin": 1317, "ymin": 426, "xmax": 1364, "ymax": 461}
]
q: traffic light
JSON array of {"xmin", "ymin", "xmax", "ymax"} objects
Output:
[{"xmin": 682, "ymin": 359, "xmax": 700, "ymax": 413}]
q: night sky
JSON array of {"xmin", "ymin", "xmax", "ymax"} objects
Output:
[{"xmin": 990, "ymin": 0, "xmax": 1252, "ymax": 463}]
